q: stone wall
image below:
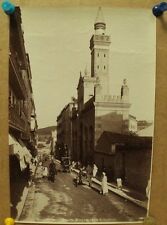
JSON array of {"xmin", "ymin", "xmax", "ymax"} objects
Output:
[
  {"xmin": 95, "ymin": 111, "xmax": 125, "ymax": 144},
  {"xmin": 125, "ymin": 148, "xmax": 152, "ymax": 194},
  {"xmin": 94, "ymin": 136, "xmax": 152, "ymax": 195},
  {"xmin": 80, "ymin": 105, "xmax": 95, "ymax": 164}
]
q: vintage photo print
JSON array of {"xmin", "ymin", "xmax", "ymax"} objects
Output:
[{"xmin": 9, "ymin": 6, "xmax": 155, "ymax": 223}]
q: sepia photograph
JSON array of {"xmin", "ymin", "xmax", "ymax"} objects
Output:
[{"xmin": 9, "ymin": 6, "xmax": 155, "ymax": 223}]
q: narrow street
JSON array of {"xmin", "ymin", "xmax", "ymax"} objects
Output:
[
  {"xmin": 7, "ymin": 6, "xmax": 155, "ymax": 224},
  {"xmin": 19, "ymin": 164, "xmax": 146, "ymax": 223}
]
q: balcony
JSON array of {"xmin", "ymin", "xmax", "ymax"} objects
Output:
[
  {"xmin": 90, "ymin": 35, "xmax": 111, "ymax": 50},
  {"xmin": 9, "ymin": 52, "xmax": 27, "ymax": 100},
  {"xmin": 9, "ymin": 106, "xmax": 27, "ymax": 133}
]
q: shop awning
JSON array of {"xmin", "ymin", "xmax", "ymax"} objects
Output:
[
  {"xmin": 18, "ymin": 139, "xmax": 32, "ymax": 165},
  {"xmin": 22, "ymin": 146, "xmax": 32, "ymax": 164},
  {"xmin": 9, "ymin": 134, "xmax": 17, "ymax": 145},
  {"xmin": 9, "ymin": 134, "xmax": 32, "ymax": 170}
]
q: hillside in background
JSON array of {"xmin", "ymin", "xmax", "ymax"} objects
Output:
[{"xmin": 37, "ymin": 126, "xmax": 57, "ymax": 136}]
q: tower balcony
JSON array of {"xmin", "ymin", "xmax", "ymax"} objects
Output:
[
  {"xmin": 9, "ymin": 51, "xmax": 27, "ymax": 100},
  {"xmin": 94, "ymin": 34, "xmax": 111, "ymax": 42},
  {"xmin": 90, "ymin": 34, "xmax": 111, "ymax": 50}
]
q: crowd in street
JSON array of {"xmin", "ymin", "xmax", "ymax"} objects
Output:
[{"xmin": 32, "ymin": 154, "xmax": 110, "ymax": 195}]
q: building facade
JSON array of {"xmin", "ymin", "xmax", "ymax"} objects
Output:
[
  {"xmin": 9, "ymin": 7, "xmax": 38, "ymax": 181},
  {"xmin": 94, "ymin": 131, "xmax": 152, "ymax": 195},
  {"xmin": 50, "ymin": 129, "xmax": 57, "ymax": 156},
  {"xmin": 56, "ymin": 8, "xmax": 140, "ymax": 166},
  {"xmin": 56, "ymin": 102, "xmax": 74, "ymax": 160},
  {"xmin": 71, "ymin": 8, "xmax": 136, "ymax": 165}
]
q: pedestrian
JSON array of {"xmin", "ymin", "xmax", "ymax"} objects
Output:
[
  {"xmin": 24, "ymin": 163, "xmax": 31, "ymax": 182},
  {"xmin": 100, "ymin": 172, "xmax": 108, "ymax": 195},
  {"xmin": 49, "ymin": 160, "xmax": 57, "ymax": 182},
  {"xmin": 117, "ymin": 178, "xmax": 122, "ymax": 190},
  {"xmin": 70, "ymin": 161, "xmax": 75, "ymax": 173},
  {"xmin": 86, "ymin": 164, "xmax": 93, "ymax": 187},
  {"xmin": 42, "ymin": 166, "xmax": 48, "ymax": 178},
  {"xmin": 77, "ymin": 161, "xmax": 81, "ymax": 169},
  {"xmin": 78, "ymin": 168, "xmax": 83, "ymax": 185},
  {"xmin": 34, "ymin": 157, "xmax": 38, "ymax": 167},
  {"xmin": 73, "ymin": 176, "xmax": 78, "ymax": 187},
  {"xmin": 71, "ymin": 161, "xmax": 76, "ymax": 170},
  {"xmin": 93, "ymin": 163, "xmax": 98, "ymax": 178},
  {"xmin": 73, "ymin": 168, "xmax": 83, "ymax": 187},
  {"xmin": 31, "ymin": 158, "xmax": 34, "ymax": 164}
]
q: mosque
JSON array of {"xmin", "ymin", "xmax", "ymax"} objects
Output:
[
  {"xmin": 56, "ymin": 7, "xmax": 152, "ymax": 194},
  {"xmin": 57, "ymin": 7, "xmax": 137, "ymax": 165}
]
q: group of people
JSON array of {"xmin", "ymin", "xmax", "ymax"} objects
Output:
[
  {"xmin": 73, "ymin": 163, "xmax": 109, "ymax": 195},
  {"xmin": 41, "ymin": 157, "xmax": 109, "ymax": 194},
  {"xmin": 42, "ymin": 159, "xmax": 57, "ymax": 182}
]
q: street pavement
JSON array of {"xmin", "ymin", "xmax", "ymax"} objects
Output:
[{"xmin": 19, "ymin": 165, "xmax": 146, "ymax": 223}]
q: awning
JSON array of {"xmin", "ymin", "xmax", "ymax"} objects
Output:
[
  {"xmin": 9, "ymin": 134, "xmax": 17, "ymax": 145},
  {"xmin": 9, "ymin": 135, "xmax": 32, "ymax": 170},
  {"xmin": 22, "ymin": 146, "xmax": 32, "ymax": 164},
  {"xmin": 9, "ymin": 134, "xmax": 23, "ymax": 155},
  {"xmin": 18, "ymin": 139, "xmax": 32, "ymax": 164}
]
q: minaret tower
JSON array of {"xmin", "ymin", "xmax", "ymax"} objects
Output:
[
  {"xmin": 90, "ymin": 7, "xmax": 111, "ymax": 95},
  {"xmin": 121, "ymin": 79, "xmax": 129, "ymax": 103}
]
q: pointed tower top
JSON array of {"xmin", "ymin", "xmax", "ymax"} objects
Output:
[
  {"xmin": 94, "ymin": 7, "xmax": 106, "ymax": 34},
  {"xmin": 95, "ymin": 7, "xmax": 105, "ymax": 24}
]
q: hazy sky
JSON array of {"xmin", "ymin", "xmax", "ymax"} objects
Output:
[{"xmin": 21, "ymin": 7, "xmax": 156, "ymax": 128}]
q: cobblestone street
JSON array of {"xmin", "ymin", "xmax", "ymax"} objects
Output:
[{"xmin": 19, "ymin": 165, "xmax": 146, "ymax": 223}]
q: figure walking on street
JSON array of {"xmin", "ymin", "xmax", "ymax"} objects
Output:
[
  {"xmin": 86, "ymin": 164, "xmax": 93, "ymax": 187},
  {"xmin": 100, "ymin": 172, "xmax": 108, "ymax": 195},
  {"xmin": 49, "ymin": 160, "xmax": 57, "ymax": 183},
  {"xmin": 78, "ymin": 168, "xmax": 83, "ymax": 184},
  {"xmin": 73, "ymin": 168, "xmax": 83, "ymax": 187},
  {"xmin": 93, "ymin": 163, "xmax": 98, "ymax": 178},
  {"xmin": 42, "ymin": 166, "xmax": 48, "ymax": 178}
]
